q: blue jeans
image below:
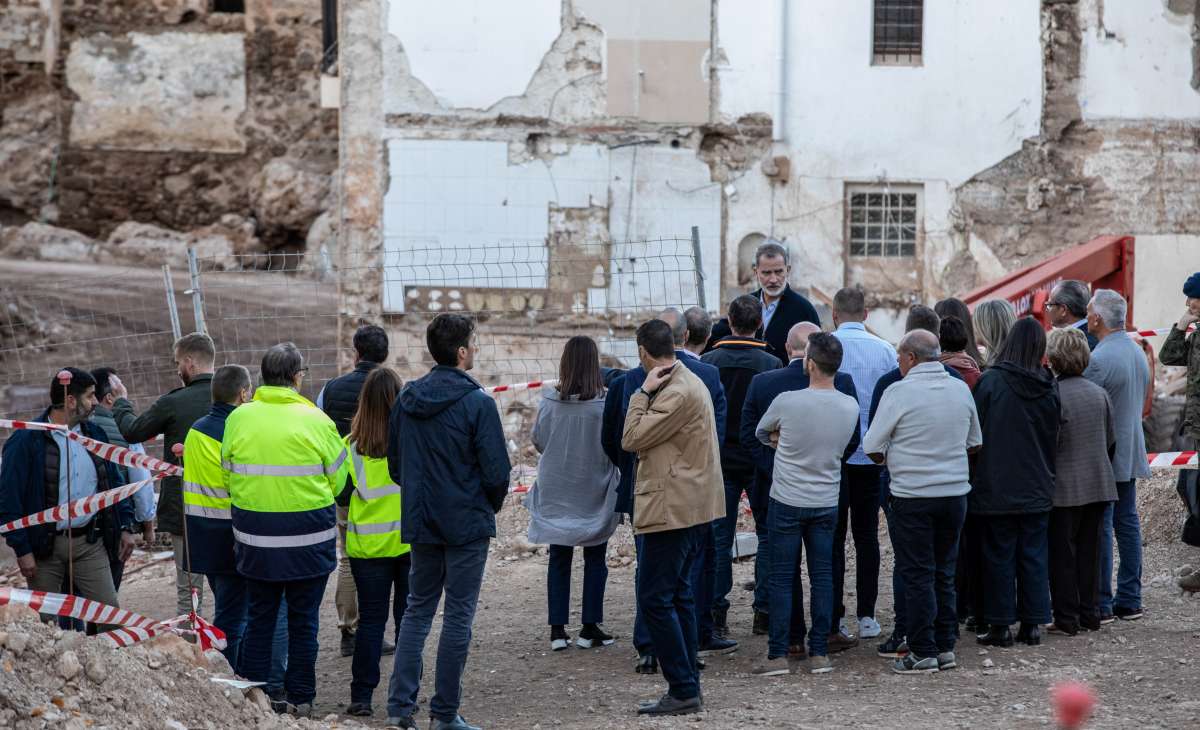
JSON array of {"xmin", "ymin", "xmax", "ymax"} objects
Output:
[
  {"xmin": 267, "ymin": 600, "xmax": 288, "ymax": 700},
  {"xmin": 350, "ymin": 554, "xmax": 410, "ymax": 706},
  {"xmin": 713, "ymin": 474, "xmax": 751, "ymax": 616},
  {"xmin": 751, "ymin": 500, "xmax": 771, "ymax": 613},
  {"xmin": 689, "ymin": 521, "xmax": 717, "ymax": 643},
  {"xmin": 243, "ymin": 577, "xmax": 322, "ymax": 705},
  {"xmin": 387, "ymin": 539, "xmax": 489, "ymax": 722},
  {"xmin": 982, "ymin": 512, "xmax": 1051, "ymax": 627},
  {"xmin": 547, "ymin": 543, "xmax": 608, "ymax": 625},
  {"xmin": 767, "ymin": 500, "xmax": 835, "ymax": 658},
  {"xmin": 637, "ymin": 524, "xmax": 704, "ymax": 701},
  {"xmin": 892, "ymin": 496, "xmax": 966, "ymax": 659},
  {"xmin": 1099, "ymin": 480, "xmax": 1142, "ymax": 614}
]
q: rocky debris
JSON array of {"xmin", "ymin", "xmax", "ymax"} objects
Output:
[
  {"xmin": 0, "ymin": 602, "xmax": 365, "ymax": 730},
  {"xmin": 106, "ymin": 221, "xmax": 250, "ymax": 270},
  {"xmin": 305, "ymin": 211, "xmax": 337, "ymax": 279},
  {"xmin": 0, "ymin": 91, "xmax": 62, "ymax": 220},
  {"xmin": 0, "ymin": 222, "xmax": 97, "ymax": 262},
  {"xmin": 252, "ymin": 157, "xmax": 333, "ymax": 235}
]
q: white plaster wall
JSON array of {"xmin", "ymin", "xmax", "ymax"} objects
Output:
[
  {"xmin": 716, "ymin": 0, "xmax": 777, "ymax": 121},
  {"xmin": 1133, "ymin": 234, "xmax": 1200, "ymax": 342},
  {"xmin": 1079, "ymin": 0, "xmax": 1200, "ymax": 120},
  {"xmin": 386, "ymin": 0, "xmax": 561, "ymax": 111}
]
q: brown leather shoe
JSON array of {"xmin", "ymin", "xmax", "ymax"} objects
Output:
[
  {"xmin": 826, "ymin": 631, "xmax": 859, "ymax": 654},
  {"xmin": 787, "ymin": 643, "xmax": 807, "ymax": 661}
]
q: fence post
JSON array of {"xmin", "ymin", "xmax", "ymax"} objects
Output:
[
  {"xmin": 690, "ymin": 226, "xmax": 707, "ymax": 310},
  {"xmin": 185, "ymin": 248, "xmax": 208, "ymax": 335},
  {"xmin": 162, "ymin": 265, "xmax": 182, "ymax": 342}
]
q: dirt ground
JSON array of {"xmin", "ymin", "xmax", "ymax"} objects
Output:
[{"xmin": 105, "ymin": 471, "xmax": 1200, "ymax": 730}]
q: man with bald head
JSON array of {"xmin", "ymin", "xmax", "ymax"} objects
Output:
[
  {"xmin": 864, "ymin": 329, "xmax": 982, "ymax": 674},
  {"xmin": 739, "ymin": 322, "xmax": 857, "ymax": 638}
]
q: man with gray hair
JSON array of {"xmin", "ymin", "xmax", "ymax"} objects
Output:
[
  {"xmin": 1048, "ymin": 280, "xmax": 1098, "ymax": 350},
  {"xmin": 864, "ymin": 330, "xmax": 982, "ymax": 674},
  {"xmin": 707, "ymin": 240, "xmax": 820, "ymax": 362},
  {"xmin": 683, "ymin": 307, "xmax": 713, "ymax": 357},
  {"xmin": 1084, "ymin": 289, "xmax": 1151, "ymax": 622}
]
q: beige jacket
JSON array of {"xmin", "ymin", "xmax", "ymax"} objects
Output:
[{"xmin": 621, "ymin": 364, "xmax": 725, "ymax": 535}]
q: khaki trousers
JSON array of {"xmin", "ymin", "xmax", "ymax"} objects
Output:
[
  {"xmin": 336, "ymin": 505, "xmax": 358, "ymax": 633},
  {"xmin": 173, "ymin": 533, "xmax": 207, "ymax": 617},
  {"xmin": 28, "ymin": 534, "xmax": 120, "ymax": 631}
]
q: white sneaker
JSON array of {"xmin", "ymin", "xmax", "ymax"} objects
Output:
[
  {"xmin": 858, "ymin": 616, "xmax": 881, "ymax": 639},
  {"xmin": 838, "ymin": 618, "xmax": 857, "ymax": 639}
]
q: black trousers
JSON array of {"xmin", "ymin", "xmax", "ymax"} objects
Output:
[
  {"xmin": 833, "ymin": 464, "xmax": 882, "ymax": 622},
  {"xmin": 981, "ymin": 513, "xmax": 1051, "ymax": 626},
  {"xmin": 1048, "ymin": 503, "xmax": 1106, "ymax": 632},
  {"xmin": 955, "ymin": 513, "xmax": 986, "ymax": 622}
]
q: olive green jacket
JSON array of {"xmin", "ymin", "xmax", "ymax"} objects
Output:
[
  {"xmin": 1159, "ymin": 325, "xmax": 1200, "ymax": 440},
  {"xmin": 112, "ymin": 373, "xmax": 214, "ymax": 535}
]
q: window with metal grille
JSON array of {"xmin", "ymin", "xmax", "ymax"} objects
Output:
[
  {"xmin": 847, "ymin": 187, "xmax": 920, "ymax": 257},
  {"xmin": 872, "ymin": 0, "xmax": 923, "ymax": 66}
]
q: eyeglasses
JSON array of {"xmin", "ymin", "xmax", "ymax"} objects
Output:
[
  {"xmin": 298, "ymin": 367, "xmax": 310, "ymax": 376},
  {"xmin": 1046, "ymin": 302, "xmax": 1064, "ymax": 310}
]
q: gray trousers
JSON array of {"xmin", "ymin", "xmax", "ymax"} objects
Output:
[{"xmin": 173, "ymin": 533, "xmax": 207, "ymax": 616}]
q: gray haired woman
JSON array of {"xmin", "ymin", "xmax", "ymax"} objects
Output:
[{"xmin": 527, "ymin": 335, "xmax": 620, "ymax": 651}]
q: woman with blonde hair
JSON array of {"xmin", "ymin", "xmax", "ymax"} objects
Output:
[
  {"xmin": 341, "ymin": 367, "xmax": 408, "ymax": 717},
  {"xmin": 974, "ymin": 299, "xmax": 1017, "ymax": 368},
  {"xmin": 527, "ymin": 335, "xmax": 620, "ymax": 651}
]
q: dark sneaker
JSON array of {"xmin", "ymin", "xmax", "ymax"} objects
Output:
[
  {"xmin": 1114, "ymin": 606, "xmax": 1143, "ymax": 621},
  {"xmin": 577, "ymin": 623, "xmax": 615, "ymax": 648},
  {"xmin": 346, "ymin": 703, "xmax": 372, "ymax": 717},
  {"xmin": 877, "ymin": 634, "xmax": 909, "ymax": 658},
  {"xmin": 551, "ymin": 625, "xmax": 570, "ymax": 651},
  {"xmin": 751, "ymin": 655, "xmax": 790, "ymax": 677},
  {"xmin": 382, "ymin": 637, "xmax": 396, "ymax": 656},
  {"xmin": 1016, "ymin": 623, "xmax": 1041, "ymax": 646},
  {"xmin": 752, "ymin": 610, "xmax": 770, "ymax": 635},
  {"xmin": 963, "ymin": 615, "xmax": 979, "ymax": 634},
  {"xmin": 1180, "ymin": 570, "xmax": 1200, "ymax": 593},
  {"xmin": 937, "ymin": 651, "xmax": 956, "ymax": 670},
  {"xmin": 287, "ymin": 703, "xmax": 313, "ymax": 719},
  {"xmin": 1046, "ymin": 623, "xmax": 1077, "ymax": 637},
  {"xmin": 635, "ymin": 654, "xmax": 658, "ymax": 674},
  {"xmin": 699, "ymin": 635, "xmax": 738, "ymax": 656},
  {"xmin": 1099, "ymin": 613, "xmax": 1116, "ymax": 625},
  {"xmin": 386, "ymin": 715, "xmax": 418, "ymax": 729},
  {"xmin": 826, "ymin": 630, "xmax": 859, "ymax": 654},
  {"xmin": 712, "ymin": 606, "xmax": 729, "ymax": 639},
  {"xmin": 808, "ymin": 655, "xmax": 833, "ymax": 674},
  {"xmin": 892, "ymin": 654, "xmax": 939, "ymax": 674},
  {"xmin": 636, "ymin": 694, "xmax": 702, "ymax": 716},
  {"xmin": 340, "ymin": 630, "xmax": 356, "ymax": 657},
  {"xmin": 976, "ymin": 625, "xmax": 1014, "ymax": 648}
]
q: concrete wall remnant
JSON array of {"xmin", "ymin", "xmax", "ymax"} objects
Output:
[{"xmin": 66, "ymin": 32, "xmax": 247, "ymax": 153}]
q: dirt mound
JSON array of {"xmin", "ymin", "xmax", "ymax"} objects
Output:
[{"xmin": 0, "ymin": 603, "xmax": 362, "ymax": 730}]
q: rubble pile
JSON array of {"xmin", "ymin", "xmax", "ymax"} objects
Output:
[{"xmin": 0, "ymin": 603, "xmax": 357, "ymax": 730}]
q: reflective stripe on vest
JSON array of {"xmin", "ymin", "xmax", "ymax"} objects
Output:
[
  {"xmin": 184, "ymin": 481, "xmax": 229, "ymax": 500},
  {"xmin": 185, "ymin": 503, "xmax": 232, "ymax": 520},
  {"xmin": 233, "ymin": 526, "xmax": 338, "ymax": 548},
  {"xmin": 183, "ymin": 430, "xmax": 231, "ymax": 521},
  {"xmin": 346, "ymin": 441, "xmax": 409, "ymax": 559}
]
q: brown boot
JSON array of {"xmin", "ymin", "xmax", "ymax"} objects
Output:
[{"xmin": 1180, "ymin": 569, "xmax": 1200, "ymax": 593}]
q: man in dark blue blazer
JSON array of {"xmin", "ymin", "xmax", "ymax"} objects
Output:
[
  {"xmin": 706, "ymin": 241, "xmax": 820, "ymax": 363},
  {"xmin": 1048, "ymin": 280, "xmax": 1100, "ymax": 351},
  {"xmin": 739, "ymin": 323, "xmax": 857, "ymax": 638},
  {"xmin": 601, "ymin": 313, "xmax": 726, "ymax": 674}
]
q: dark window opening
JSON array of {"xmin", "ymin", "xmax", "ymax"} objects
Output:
[
  {"xmin": 212, "ymin": 0, "xmax": 245, "ymax": 13},
  {"xmin": 321, "ymin": 0, "xmax": 338, "ymax": 74},
  {"xmin": 847, "ymin": 189, "xmax": 919, "ymax": 258},
  {"xmin": 873, "ymin": 0, "xmax": 923, "ymax": 66}
]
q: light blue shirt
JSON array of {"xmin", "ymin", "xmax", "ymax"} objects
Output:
[
  {"xmin": 833, "ymin": 322, "xmax": 899, "ymax": 465},
  {"xmin": 127, "ymin": 443, "xmax": 158, "ymax": 523},
  {"xmin": 761, "ymin": 295, "xmax": 780, "ymax": 331},
  {"xmin": 315, "ymin": 385, "xmax": 326, "ymax": 409},
  {"xmin": 51, "ymin": 426, "xmax": 98, "ymax": 529},
  {"xmin": 1083, "ymin": 331, "xmax": 1151, "ymax": 481}
]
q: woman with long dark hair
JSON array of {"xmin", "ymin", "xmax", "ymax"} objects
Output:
[
  {"xmin": 970, "ymin": 318, "xmax": 1061, "ymax": 647},
  {"xmin": 934, "ymin": 297, "xmax": 985, "ymax": 368},
  {"xmin": 527, "ymin": 335, "xmax": 620, "ymax": 651},
  {"xmin": 342, "ymin": 367, "xmax": 408, "ymax": 717}
]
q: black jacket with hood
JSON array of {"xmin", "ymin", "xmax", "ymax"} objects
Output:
[
  {"xmin": 969, "ymin": 362, "xmax": 1062, "ymax": 515},
  {"xmin": 387, "ymin": 366, "xmax": 511, "ymax": 546}
]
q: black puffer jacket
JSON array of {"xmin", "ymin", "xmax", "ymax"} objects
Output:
[{"xmin": 969, "ymin": 362, "xmax": 1061, "ymax": 515}]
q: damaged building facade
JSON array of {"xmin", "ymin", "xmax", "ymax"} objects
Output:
[
  {"xmin": 0, "ymin": 0, "xmax": 337, "ymax": 264},
  {"xmin": 339, "ymin": 0, "xmax": 1200, "ymax": 337}
]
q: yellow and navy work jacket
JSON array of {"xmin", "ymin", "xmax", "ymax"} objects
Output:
[
  {"xmin": 221, "ymin": 386, "xmax": 349, "ymax": 581},
  {"xmin": 344, "ymin": 437, "xmax": 409, "ymax": 560},
  {"xmin": 182, "ymin": 401, "xmax": 238, "ymax": 576}
]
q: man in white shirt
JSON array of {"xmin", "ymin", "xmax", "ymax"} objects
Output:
[
  {"xmin": 864, "ymin": 330, "xmax": 982, "ymax": 674},
  {"xmin": 751, "ymin": 333, "xmax": 860, "ymax": 677},
  {"xmin": 829, "ymin": 287, "xmax": 897, "ymax": 646}
]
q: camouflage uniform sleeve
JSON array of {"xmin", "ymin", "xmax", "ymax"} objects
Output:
[{"xmin": 1159, "ymin": 325, "xmax": 1191, "ymax": 367}]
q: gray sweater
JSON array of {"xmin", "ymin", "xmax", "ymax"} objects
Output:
[
  {"xmin": 526, "ymin": 388, "xmax": 620, "ymax": 547},
  {"xmin": 1083, "ymin": 332, "xmax": 1151, "ymax": 482},
  {"xmin": 1054, "ymin": 376, "xmax": 1118, "ymax": 507},
  {"xmin": 863, "ymin": 362, "xmax": 982, "ymax": 499},
  {"xmin": 755, "ymin": 387, "xmax": 860, "ymax": 509}
]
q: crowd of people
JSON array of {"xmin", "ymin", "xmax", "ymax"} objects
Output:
[{"xmin": 2, "ymin": 240, "xmax": 1199, "ymax": 727}]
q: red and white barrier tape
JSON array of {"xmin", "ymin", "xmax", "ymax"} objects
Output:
[
  {"xmin": 1147, "ymin": 451, "xmax": 1198, "ymax": 468},
  {"xmin": 1131, "ymin": 324, "xmax": 1197, "ymax": 338},
  {"xmin": 0, "ymin": 475, "xmax": 157, "ymax": 535},
  {"xmin": 486, "ymin": 379, "xmax": 557, "ymax": 395},
  {"xmin": 0, "ymin": 419, "xmax": 182, "ymax": 477},
  {"xmin": 159, "ymin": 612, "xmax": 227, "ymax": 652}
]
